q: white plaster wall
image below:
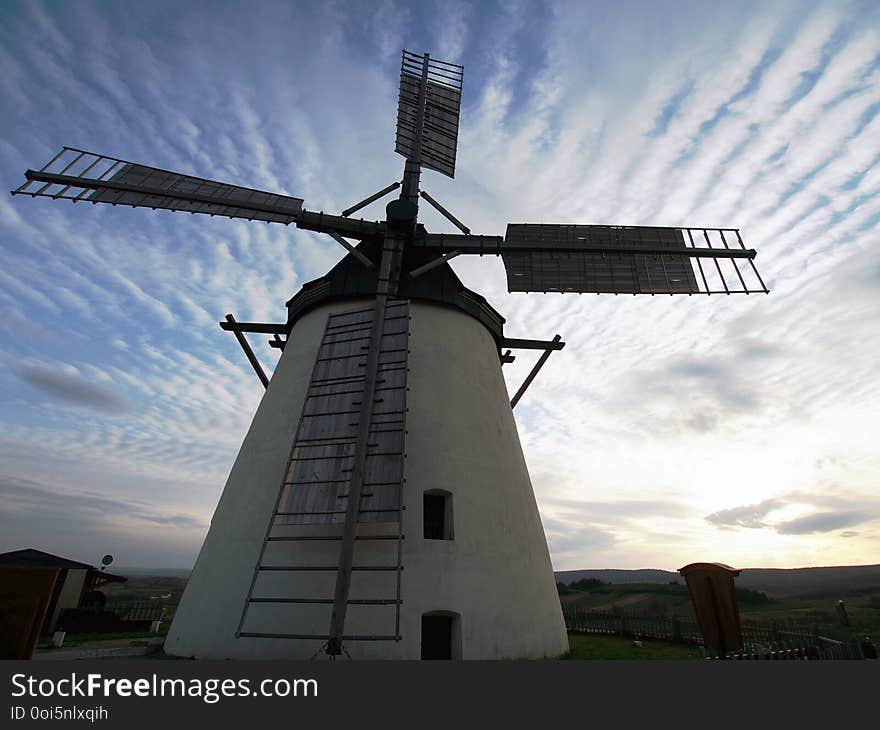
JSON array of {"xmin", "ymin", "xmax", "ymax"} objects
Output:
[
  {"xmin": 49, "ymin": 569, "xmax": 86, "ymax": 631},
  {"xmin": 165, "ymin": 299, "xmax": 568, "ymax": 659}
]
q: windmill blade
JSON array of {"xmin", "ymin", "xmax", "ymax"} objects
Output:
[
  {"xmin": 395, "ymin": 50, "xmax": 463, "ymax": 178},
  {"xmin": 502, "ymin": 224, "xmax": 768, "ymax": 295},
  {"xmin": 13, "ymin": 147, "xmax": 304, "ymax": 224}
]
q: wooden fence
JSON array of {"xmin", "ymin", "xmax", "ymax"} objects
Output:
[
  {"xmin": 105, "ymin": 600, "xmax": 166, "ymax": 622},
  {"xmin": 562, "ymin": 606, "xmax": 869, "ymax": 660}
]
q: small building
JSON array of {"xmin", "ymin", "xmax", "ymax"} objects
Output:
[{"xmin": 0, "ymin": 548, "xmax": 127, "ymax": 658}]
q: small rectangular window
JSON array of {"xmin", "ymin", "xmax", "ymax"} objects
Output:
[{"xmin": 423, "ymin": 494, "xmax": 446, "ymax": 540}]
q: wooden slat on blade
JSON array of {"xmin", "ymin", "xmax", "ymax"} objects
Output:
[
  {"xmin": 395, "ymin": 52, "xmax": 462, "ymax": 178},
  {"xmin": 503, "ymin": 224, "xmax": 700, "ymax": 294},
  {"xmin": 88, "ymin": 163, "xmax": 303, "ymax": 223}
]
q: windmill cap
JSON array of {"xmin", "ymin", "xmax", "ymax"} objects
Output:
[{"xmin": 386, "ymin": 198, "xmax": 418, "ymax": 223}]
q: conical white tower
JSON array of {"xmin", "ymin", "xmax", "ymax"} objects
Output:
[{"xmin": 164, "ymin": 249, "xmax": 569, "ymax": 659}]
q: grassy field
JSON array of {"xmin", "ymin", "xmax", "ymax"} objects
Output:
[
  {"xmin": 37, "ymin": 630, "xmax": 162, "ymax": 649},
  {"xmin": 563, "ymin": 633, "xmax": 702, "ymax": 660},
  {"xmin": 103, "ymin": 574, "xmax": 187, "ymax": 603},
  {"xmin": 102, "ymin": 574, "xmax": 186, "ymax": 622},
  {"xmin": 559, "ymin": 580, "xmax": 880, "ymax": 640},
  {"xmin": 64, "ymin": 570, "xmax": 878, "ymax": 658},
  {"xmin": 738, "ymin": 592, "xmax": 880, "ymax": 639},
  {"xmin": 560, "ymin": 582, "xmax": 695, "ymax": 616}
]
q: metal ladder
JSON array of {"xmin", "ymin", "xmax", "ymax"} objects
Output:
[{"xmin": 236, "ymin": 300, "xmax": 410, "ymax": 649}]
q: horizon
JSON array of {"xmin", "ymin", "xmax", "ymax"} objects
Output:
[
  {"xmin": 1, "ymin": 0, "xmax": 879, "ymax": 571},
  {"xmin": 8, "ymin": 547, "xmax": 879, "ymax": 576}
]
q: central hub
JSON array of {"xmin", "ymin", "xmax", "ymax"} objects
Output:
[{"xmin": 386, "ymin": 198, "xmax": 418, "ymax": 226}]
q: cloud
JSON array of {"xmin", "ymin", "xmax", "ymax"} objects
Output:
[
  {"xmin": 542, "ymin": 516, "xmax": 616, "ymax": 556},
  {"xmin": 607, "ymin": 349, "xmax": 765, "ymax": 436},
  {"xmin": 2, "ymin": 0, "xmax": 880, "ymax": 572},
  {"xmin": 0, "ymin": 475, "xmax": 206, "ymax": 531},
  {"xmin": 775, "ymin": 511, "xmax": 870, "ymax": 535},
  {"xmin": 14, "ymin": 365, "xmax": 133, "ymax": 413},
  {"xmin": 543, "ymin": 498, "xmax": 696, "ymax": 522},
  {"xmin": 705, "ymin": 499, "xmax": 781, "ymax": 529},
  {"xmin": 0, "ymin": 475, "xmax": 206, "ymax": 567},
  {"xmin": 706, "ymin": 491, "xmax": 880, "ymax": 536}
]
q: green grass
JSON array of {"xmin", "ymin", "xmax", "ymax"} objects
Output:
[
  {"xmin": 739, "ymin": 596, "xmax": 880, "ymax": 640},
  {"xmin": 37, "ymin": 630, "xmax": 164, "ymax": 649},
  {"xmin": 562, "ymin": 632, "xmax": 702, "ymax": 660},
  {"xmin": 560, "ymin": 582, "xmax": 880, "ymax": 641}
]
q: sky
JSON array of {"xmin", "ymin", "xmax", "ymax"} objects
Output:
[{"xmin": 0, "ymin": 0, "xmax": 878, "ymax": 571}]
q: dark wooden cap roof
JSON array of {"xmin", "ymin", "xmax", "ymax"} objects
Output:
[{"xmin": 286, "ymin": 235, "xmax": 506, "ymax": 345}]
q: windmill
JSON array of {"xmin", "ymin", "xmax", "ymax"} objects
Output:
[{"xmin": 12, "ymin": 50, "xmax": 768, "ymax": 660}]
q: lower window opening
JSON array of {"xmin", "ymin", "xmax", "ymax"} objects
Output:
[{"xmin": 421, "ymin": 612, "xmax": 461, "ymax": 660}]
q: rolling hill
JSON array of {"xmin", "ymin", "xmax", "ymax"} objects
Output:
[{"xmin": 555, "ymin": 564, "xmax": 880, "ymax": 597}]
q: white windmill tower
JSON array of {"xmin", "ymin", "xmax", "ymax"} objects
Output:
[{"xmin": 13, "ymin": 50, "xmax": 767, "ymax": 660}]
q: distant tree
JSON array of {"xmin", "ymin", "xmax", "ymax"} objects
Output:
[
  {"xmin": 569, "ymin": 578, "xmax": 608, "ymax": 593},
  {"xmin": 736, "ymin": 587, "xmax": 771, "ymax": 606}
]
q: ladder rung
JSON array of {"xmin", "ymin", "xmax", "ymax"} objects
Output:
[
  {"xmin": 258, "ymin": 565, "xmax": 402, "ymax": 572},
  {"xmin": 275, "ymin": 510, "xmax": 348, "ymax": 516},
  {"xmin": 274, "ymin": 509, "xmax": 403, "ymax": 518},
  {"xmin": 239, "ymin": 632, "xmax": 328, "ymax": 640},
  {"xmin": 283, "ymin": 481, "xmax": 349, "ymax": 487},
  {"xmin": 249, "ymin": 598, "xmax": 402, "ymax": 605},
  {"xmin": 266, "ymin": 534, "xmax": 402, "ymax": 541},
  {"xmin": 239, "ymin": 632, "xmax": 401, "ymax": 641}
]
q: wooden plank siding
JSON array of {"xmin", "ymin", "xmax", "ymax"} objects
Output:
[{"xmin": 277, "ymin": 301, "xmax": 410, "ymax": 525}]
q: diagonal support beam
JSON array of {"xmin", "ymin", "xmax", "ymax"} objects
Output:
[
  {"xmin": 419, "ymin": 190, "xmax": 470, "ymax": 234},
  {"xmin": 342, "ymin": 182, "xmax": 401, "ymax": 217},
  {"xmin": 408, "ymin": 250, "xmax": 461, "ymax": 278},
  {"xmin": 510, "ymin": 334, "xmax": 563, "ymax": 409},
  {"xmin": 326, "ymin": 231, "xmax": 375, "ymax": 268},
  {"xmin": 223, "ymin": 314, "xmax": 269, "ymax": 389}
]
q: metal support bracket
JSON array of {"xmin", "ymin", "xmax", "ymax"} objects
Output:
[
  {"xmin": 269, "ymin": 334, "xmax": 286, "ymax": 350},
  {"xmin": 419, "ymin": 190, "xmax": 470, "ymax": 234},
  {"xmin": 508, "ymin": 334, "xmax": 564, "ymax": 408},
  {"xmin": 342, "ymin": 182, "xmax": 401, "ymax": 217},
  {"xmin": 501, "ymin": 336, "xmax": 565, "ymax": 351},
  {"xmin": 326, "ymin": 231, "xmax": 375, "ymax": 268},
  {"xmin": 223, "ymin": 314, "xmax": 269, "ymax": 389},
  {"xmin": 220, "ymin": 320, "xmax": 287, "ymax": 335},
  {"xmin": 408, "ymin": 250, "xmax": 461, "ymax": 278}
]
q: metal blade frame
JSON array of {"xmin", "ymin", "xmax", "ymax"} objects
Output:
[
  {"xmin": 412, "ymin": 225, "xmax": 768, "ymax": 295},
  {"xmin": 395, "ymin": 50, "xmax": 464, "ymax": 179},
  {"xmin": 15, "ymin": 147, "xmax": 304, "ymax": 224}
]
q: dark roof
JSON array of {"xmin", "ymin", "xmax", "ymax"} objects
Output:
[
  {"xmin": 285, "ymin": 235, "xmax": 506, "ymax": 345},
  {"xmin": 0, "ymin": 548, "xmax": 127, "ymax": 581}
]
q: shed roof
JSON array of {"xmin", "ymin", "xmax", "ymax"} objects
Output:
[{"xmin": 0, "ymin": 548, "xmax": 127, "ymax": 582}]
